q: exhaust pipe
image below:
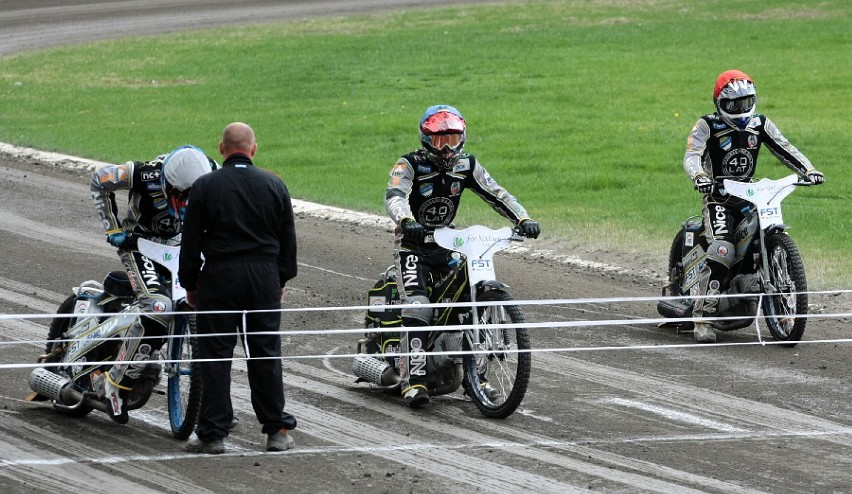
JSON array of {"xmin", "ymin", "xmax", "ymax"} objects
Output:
[
  {"xmin": 29, "ymin": 368, "xmax": 109, "ymax": 414},
  {"xmin": 352, "ymin": 355, "xmax": 400, "ymax": 387}
]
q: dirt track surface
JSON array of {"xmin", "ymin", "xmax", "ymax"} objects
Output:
[{"xmin": 1, "ymin": 2, "xmax": 850, "ymax": 493}]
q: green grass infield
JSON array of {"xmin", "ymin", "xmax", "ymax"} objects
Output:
[{"xmin": 1, "ymin": 0, "xmax": 849, "ymax": 288}]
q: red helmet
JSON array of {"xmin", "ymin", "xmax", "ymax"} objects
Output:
[
  {"xmin": 713, "ymin": 70, "xmax": 756, "ymax": 130},
  {"xmin": 419, "ymin": 105, "xmax": 466, "ymax": 170}
]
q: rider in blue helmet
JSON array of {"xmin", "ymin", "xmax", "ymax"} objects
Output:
[{"xmin": 385, "ymin": 104, "xmax": 541, "ymax": 408}]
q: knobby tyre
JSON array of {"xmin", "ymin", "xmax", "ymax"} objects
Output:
[
  {"xmin": 167, "ymin": 308, "xmax": 203, "ymax": 439},
  {"xmin": 462, "ymin": 289, "xmax": 531, "ymax": 419},
  {"xmin": 762, "ymin": 233, "xmax": 807, "ymax": 345},
  {"xmin": 663, "ymin": 229, "xmax": 693, "ymax": 330}
]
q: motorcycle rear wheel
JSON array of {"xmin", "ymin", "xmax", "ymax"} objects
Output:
[
  {"xmin": 762, "ymin": 233, "xmax": 807, "ymax": 345},
  {"xmin": 167, "ymin": 309, "xmax": 203, "ymax": 439},
  {"xmin": 662, "ymin": 229, "xmax": 694, "ymax": 330},
  {"xmin": 462, "ymin": 289, "xmax": 531, "ymax": 419},
  {"xmin": 45, "ymin": 295, "xmax": 94, "ymax": 417}
]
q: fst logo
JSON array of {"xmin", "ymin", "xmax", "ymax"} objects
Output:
[
  {"xmin": 470, "ymin": 259, "xmax": 491, "ymax": 270},
  {"xmin": 760, "ymin": 207, "xmax": 780, "ymax": 217}
]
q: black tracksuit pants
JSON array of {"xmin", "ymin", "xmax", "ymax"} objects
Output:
[{"xmin": 194, "ymin": 260, "xmax": 297, "ymax": 440}]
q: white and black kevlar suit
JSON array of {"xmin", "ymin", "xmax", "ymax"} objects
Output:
[
  {"xmin": 90, "ymin": 155, "xmax": 197, "ymax": 409},
  {"xmin": 385, "ymin": 149, "xmax": 531, "ymax": 396},
  {"xmin": 683, "ymin": 113, "xmax": 816, "ymax": 319}
]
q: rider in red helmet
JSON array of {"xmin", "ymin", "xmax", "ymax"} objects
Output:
[
  {"xmin": 385, "ymin": 104, "xmax": 540, "ymax": 407},
  {"xmin": 683, "ymin": 70, "xmax": 824, "ymax": 343}
]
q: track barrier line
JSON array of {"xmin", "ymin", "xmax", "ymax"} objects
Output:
[
  {"xmin": 2, "ymin": 309, "xmax": 850, "ymax": 348},
  {"xmin": 1, "ymin": 287, "xmax": 850, "ymax": 321},
  {"xmin": 1, "ymin": 289, "xmax": 849, "ymax": 370},
  {"xmin": 3, "ymin": 338, "xmax": 852, "ymax": 370}
]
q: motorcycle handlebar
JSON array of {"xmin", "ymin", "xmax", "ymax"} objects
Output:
[{"xmin": 708, "ymin": 175, "xmax": 815, "ymax": 195}]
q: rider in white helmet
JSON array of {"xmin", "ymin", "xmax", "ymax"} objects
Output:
[{"xmin": 90, "ymin": 145, "xmax": 217, "ymax": 422}]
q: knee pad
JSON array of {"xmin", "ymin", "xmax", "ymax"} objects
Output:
[
  {"xmin": 137, "ymin": 293, "xmax": 173, "ymax": 328},
  {"xmin": 401, "ymin": 294, "xmax": 431, "ymax": 325},
  {"xmin": 705, "ymin": 240, "xmax": 734, "ymax": 268}
]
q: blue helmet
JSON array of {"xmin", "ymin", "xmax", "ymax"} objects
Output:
[{"xmin": 419, "ymin": 105, "xmax": 466, "ymax": 170}]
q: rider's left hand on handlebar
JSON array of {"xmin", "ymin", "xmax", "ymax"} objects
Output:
[
  {"xmin": 805, "ymin": 170, "xmax": 825, "ymax": 185},
  {"xmin": 519, "ymin": 219, "xmax": 541, "ymax": 239},
  {"xmin": 107, "ymin": 232, "xmax": 129, "ymax": 248},
  {"xmin": 693, "ymin": 174, "xmax": 714, "ymax": 194}
]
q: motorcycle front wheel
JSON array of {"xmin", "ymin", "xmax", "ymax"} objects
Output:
[
  {"xmin": 762, "ymin": 233, "xmax": 808, "ymax": 345},
  {"xmin": 167, "ymin": 309, "xmax": 203, "ymax": 439},
  {"xmin": 462, "ymin": 289, "xmax": 531, "ymax": 419}
]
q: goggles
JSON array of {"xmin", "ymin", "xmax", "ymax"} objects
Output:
[
  {"xmin": 426, "ymin": 133, "xmax": 464, "ymax": 151},
  {"xmin": 164, "ymin": 180, "xmax": 191, "ymax": 221},
  {"xmin": 721, "ymin": 96, "xmax": 755, "ymax": 114}
]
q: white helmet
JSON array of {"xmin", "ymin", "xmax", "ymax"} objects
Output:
[{"xmin": 161, "ymin": 145, "xmax": 215, "ymax": 220}]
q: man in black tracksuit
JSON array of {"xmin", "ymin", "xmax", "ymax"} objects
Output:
[{"xmin": 179, "ymin": 122, "xmax": 298, "ymax": 454}]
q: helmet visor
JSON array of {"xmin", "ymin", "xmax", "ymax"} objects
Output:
[
  {"xmin": 426, "ymin": 133, "xmax": 464, "ymax": 151},
  {"xmin": 164, "ymin": 180, "xmax": 191, "ymax": 221},
  {"xmin": 721, "ymin": 96, "xmax": 755, "ymax": 114}
]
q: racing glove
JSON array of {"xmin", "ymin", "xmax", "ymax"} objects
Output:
[
  {"xmin": 805, "ymin": 170, "xmax": 825, "ymax": 185},
  {"xmin": 400, "ymin": 218, "xmax": 426, "ymax": 243},
  {"xmin": 107, "ymin": 231, "xmax": 129, "ymax": 248},
  {"xmin": 518, "ymin": 219, "xmax": 541, "ymax": 239},
  {"xmin": 693, "ymin": 174, "xmax": 713, "ymax": 194}
]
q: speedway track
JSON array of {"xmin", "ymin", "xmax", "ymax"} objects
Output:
[{"xmin": 1, "ymin": 2, "xmax": 851, "ymax": 493}]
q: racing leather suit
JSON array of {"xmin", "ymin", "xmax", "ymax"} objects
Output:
[
  {"xmin": 90, "ymin": 154, "xmax": 185, "ymax": 416},
  {"xmin": 385, "ymin": 149, "xmax": 531, "ymax": 396},
  {"xmin": 683, "ymin": 113, "xmax": 815, "ymax": 320}
]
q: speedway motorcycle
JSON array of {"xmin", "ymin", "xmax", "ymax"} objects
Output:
[
  {"xmin": 657, "ymin": 174, "xmax": 814, "ymax": 344},
  {"xmin": 27, "ymin": 237, "xmax": 202, "ymax": 439},
  {"xmin": 354, "ymin": 225, "xmax": 532, "ymax": 419}
]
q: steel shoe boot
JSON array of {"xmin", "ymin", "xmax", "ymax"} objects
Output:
[
  {"xmin": 402, "ymin": 385, "xmax": 429, "ymax": 408},
  {"xmin": 693, "ymin": 323, "xmax": 717, "ymax": 343}
]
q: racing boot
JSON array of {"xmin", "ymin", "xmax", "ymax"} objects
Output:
[
  {"xmin": 96, "ymin": 372, "xmax": 130, "ymax": 424},
  {"xmin": 98, "ymin": 318, "xmax": 148, "ymax": 423},
  {"xmin": 399, "ymin": 320, "xmax": 430, "ymax": 408},
  {"xmin": 693, "ymin": 323, "xmax": 717, "ymax": 343},
  {"xmin": 692, "ymin": 259, "xmax": 727, "ymax": 343}
]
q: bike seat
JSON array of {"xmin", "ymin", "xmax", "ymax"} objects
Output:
[{"xmin": 103, "ymin": 271, "xmax": 134, "ymax": 298}]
